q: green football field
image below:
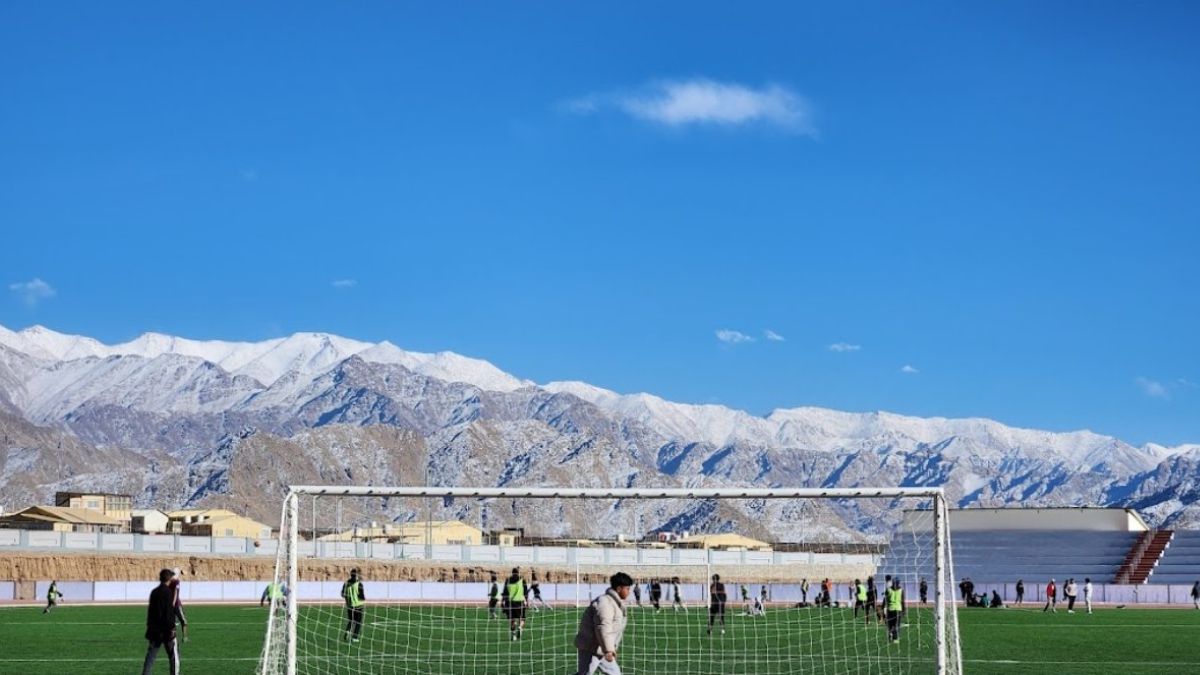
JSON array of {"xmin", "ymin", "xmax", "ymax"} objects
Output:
[{"xmin": 1, "ymin": 603, "xmax": 1198, "ymax": 674}]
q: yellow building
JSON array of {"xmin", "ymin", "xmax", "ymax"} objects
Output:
[
  {"xmin": 55, "ymin": 492, "xmax": 132, "ymax": 529},
  {"xmin": 320, "ymin": 520, "xmax": 483, "ymax": 545},
  {"xmin": 673, "ymin": 532, "xmax": 773, "ymax": 551},
  {"xmin": 166, "ymin": 509, "xmax": 272, "ymax": 540},
  {"xmin": 0, "ymin": 505, "xmax": 126, "ymax": 533}
]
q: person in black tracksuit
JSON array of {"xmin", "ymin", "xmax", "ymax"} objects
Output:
[
  {"xmin": 142, "ymin": 568, "xmax": 186, "ymax": 675},
  {"xmin": 707, "ymin": 574, "xmax": 728, "ymax": 635},
  {"xmin": 488, "ymin": 573, "xmax": 500, "ymax": 618}
]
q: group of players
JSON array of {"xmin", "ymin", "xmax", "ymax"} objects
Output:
[
  {"xmin": 479, "ymin": 569, "xmax": 792, "ymax": 642},
  {"xmin": 851, "ymin": 575, "xmax": 908, "ymax": 643},
  {"xmin": 487, "ymin": 568, "xmax": 553, "ymax": 640}
]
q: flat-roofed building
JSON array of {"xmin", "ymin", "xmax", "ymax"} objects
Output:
[{"xmin": 166, "ymin": 508, "xmax": 272, "ymax": 540}]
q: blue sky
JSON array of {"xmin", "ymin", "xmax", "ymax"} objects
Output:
[{"xmin": 2, "ymin": 2, "xmax": 1198, "ymax": 445}]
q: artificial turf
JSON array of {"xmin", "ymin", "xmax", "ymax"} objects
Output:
[{"xmin": 1, "ymin": 602, "xmax": 1197, "ymax": 674}]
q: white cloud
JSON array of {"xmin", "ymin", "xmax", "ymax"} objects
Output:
[
  {"xmin": 1136, "ymin": 376, "xmax": 1170, "ymax": 400},
  {"xmin": 829, "ymin": 342, "xmax": 861, "ymax": 353},
  {"xmin": 765, "ymin": 329, "xmax": 786, "ymax": 342},
  {"xmin": 716, "ymin": 329, "xmax": 755, "ymax": 345},
  {"xmin": 566, "ymin": 79, "xmax": 815, "ymax": 135},
  {"xmin": 900, "ymin": 364, "xmax": 920, "ymax": 374},
  {"xmin": 1177, "ymin": 378, "xmax": 1198, "ymax": 389},
  {"xmin": 331, "ymin": 279, "xmax": 358, "ymax": 289},
  {"xmin": 8, "ymin": 278, "xmax": 56, "ymax": 307}
]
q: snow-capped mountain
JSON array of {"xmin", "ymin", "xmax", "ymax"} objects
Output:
[{"xmin": 0, "ymin": 322, "xmax": 1196, "ymax": 536}]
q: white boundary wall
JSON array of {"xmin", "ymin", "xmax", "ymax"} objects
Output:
[{"xmin": 11, "ymin": 580, "xmax": 1199, "ymax": 606}]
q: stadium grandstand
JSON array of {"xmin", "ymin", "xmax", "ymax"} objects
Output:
[{"xmin": 877, "ymin": 507, "xmax": 1198, "ymax": 590}]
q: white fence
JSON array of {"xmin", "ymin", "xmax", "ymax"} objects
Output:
[{"xmin": 13, "ymin": 580, "xmax": 1200, "ymax": 606}]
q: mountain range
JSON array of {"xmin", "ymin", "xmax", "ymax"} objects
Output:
[{"xmin": 1, "ymin": 323, "xmax": 1197, "ymax": 540}]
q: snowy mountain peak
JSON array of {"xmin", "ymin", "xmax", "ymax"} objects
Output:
[
  {"xmin": 0, "ymin": 322, "xmax": 531, "ymax": 395},
  {"xmin": 7, "ymin": 325, "xmax": 109, "ymax": 361}
]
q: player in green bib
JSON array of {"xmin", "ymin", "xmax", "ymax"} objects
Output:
[
  {"xmin": 501, "ymin": 568, "xmax": 528, "ymax": 640},
  {"xmin": 341, "ymin": 568, "xmax": 366, "ymax": 643},
  {"xmin": 885, "ymin": 578, "xmax": 905, "ymax": 644},
  {"xmin": 43, "ymin": 580, "xmax": 63, "ymax": 614},
  {"xmin": 260, "ymin": 581, "xmax": 285, "ymax": 608}
]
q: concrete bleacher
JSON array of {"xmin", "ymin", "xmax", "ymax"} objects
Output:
[
  {"xmin": 878, "ymin": 530, "xmax": 1139, "ymax": 583},
  {"xmin": 1148, "ymin": 530, "xmax": 1200, "ymax": 585}
]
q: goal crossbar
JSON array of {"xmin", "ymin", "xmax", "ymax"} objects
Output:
[{"xmin": 287, "ymin": 485, "xmax": 945, "ymax": 499}]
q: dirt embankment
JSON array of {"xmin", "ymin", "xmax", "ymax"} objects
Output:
[
  {"xmin": 0, "ymin": 552, "xmax": 870, "ymax": 587},
  {"xmin": 0, "ymin": 552, "xmax": 600, "ymax": 583}
]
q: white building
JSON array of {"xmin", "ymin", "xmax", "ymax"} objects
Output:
[{"xmin": 131, "ymin": 509, "xmax": 170, "ymax": 534}]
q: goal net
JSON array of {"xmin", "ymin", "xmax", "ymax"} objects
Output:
[{"xmin": 259, "ymin": 486, "xmax": 961, "ymax": 675}]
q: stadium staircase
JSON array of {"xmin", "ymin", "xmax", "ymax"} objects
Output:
[
  {"xmin": 1116, "ymin": 530, "xmax": 1173, "ymax": 584},
  {"xmin": 1144, "ymin": 530, "xmax": 1200, "ymax": 584},
  {"xmin": 1114, "ymin": 531, "xmax": 1151, "ymax": 583}
]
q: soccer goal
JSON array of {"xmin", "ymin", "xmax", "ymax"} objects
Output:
[{"xmin": 259, "ymin": 486, "xmax": 962, "ymax": 675}]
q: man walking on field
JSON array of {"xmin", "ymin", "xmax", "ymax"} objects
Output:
[
  {"xmin": 574, "ymin": 572, "xmax": 633, "ymax": 675},
  {"xmin": 142, "ymin": 568, "xmax": 186, "ymax": 675},
  {"xmin": 342, "ymin": 568, "xmax": 366, "ymax": 643},
  {"xmin": 43, "ymin": 580, "xmax": 63, "ymax": 614},
  {"xmin": 671, "ymin": 577, "xmax": 687, "ymax": 612},
  {"xmin": 708, "ymin": 574, "xmax": 728, "ymax": 635},
  {"xmin": 1083, "ymin": 578, "xmax": 1093, "ymax": 615},
  {"xmin": 488, "ymin": 573, "xmax": 500, "ymax": 619},
  {"xmin": 1043, "ymin": 579, "xmax": 1057, "ymax": 613},
  {"xmin": 530, "ymin": 571, "xmax": 552, "ymax": 611}
]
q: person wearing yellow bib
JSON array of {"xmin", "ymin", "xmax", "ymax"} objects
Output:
[
  {"xmin": 260, "ymin": 581, "xmax": 286, "ymax": 608},
  {"xmin": 501, "ymin": 567, "xmax": 529, "ymax": 640},
  {"xmin": 854, "ymin": 579, "xmax": 867, "ymax": 618},
  {"xmin": 885, "ymin": 578, "xmax": 905, "ymax": 644},
  {"xmin": 43, "ymin": 580, "xmax": 64, "ymax": 614},
  {"xmin": 341, "ymin": 568, "xmax": 366, "ymax": 643}
]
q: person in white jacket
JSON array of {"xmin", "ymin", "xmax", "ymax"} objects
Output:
[{"xmin": 574, "ymin": 572, "xmax": 634, "ymax": 675}]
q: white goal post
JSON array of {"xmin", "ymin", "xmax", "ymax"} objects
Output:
[{"xmin": 260, "ymin": 486, "xmax": 962, "ymax": 675}]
